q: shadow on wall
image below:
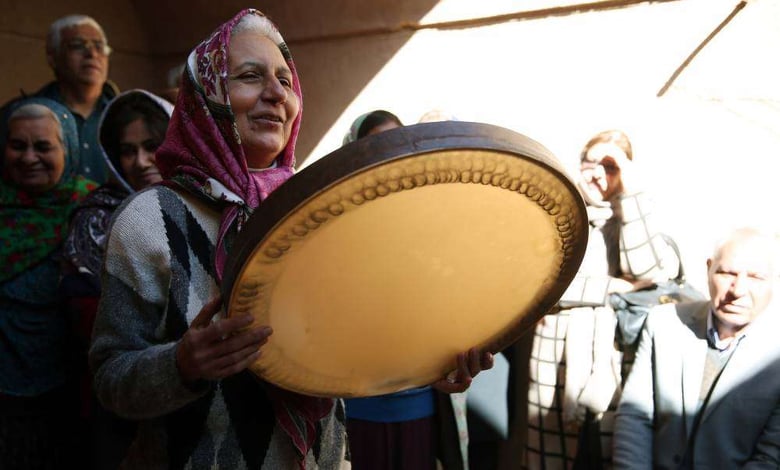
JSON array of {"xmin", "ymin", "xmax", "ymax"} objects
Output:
[
  {"xmin": 0, "ymin": 0, "xmax": 441, "ymax": 166},
  {"xmin": 129, "ymin": 0, "xmax": 443, "ymax": 167}
]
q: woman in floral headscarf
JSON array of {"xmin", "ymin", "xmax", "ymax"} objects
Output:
[
  {"xmin": 88, "ymin": 10, "xmax": 344, "ymax": 469},
  {"xmin": 0, "ymin": 97, "xmax": 96, "ymax": 468},
  {"xmin": 90, "ymin": 9, "xmax": 491, "ymax": 469}
]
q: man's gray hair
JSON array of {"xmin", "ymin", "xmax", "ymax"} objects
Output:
[
  {"xmin": 46, "ymin": 14, "xmax": 108, "ymax": 55},
  {"xmin": 711, "ymin": 226, "xmax": 779, "ymax": 276}
]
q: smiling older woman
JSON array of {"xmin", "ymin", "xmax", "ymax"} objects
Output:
[
  {"xmin": 87, "ymin": 10, "xmax": 343, "ymax": 469},
  {"xmin": 0, "ymin": 97, "xmax": 96, "ymax": 468},
  {"xmin": 89, "ymin": 9, "xmax": 492, "ymax": 470}
]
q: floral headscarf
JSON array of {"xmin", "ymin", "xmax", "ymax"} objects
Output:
[
  {"xmin": 0, "ymin": 97, "xmax": 96, "ymax": 283},
  {"xmin": 154, "ymin": 9, "xmax": 331, "ymax": 466},
  {"xmin": 156, "ymin": 8, "xmax": 301, "ymax": 283}
]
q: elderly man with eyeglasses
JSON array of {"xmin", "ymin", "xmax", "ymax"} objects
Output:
[{"xmin": 1, "ymin": 15, "xmax": 118, "ymax": 183}]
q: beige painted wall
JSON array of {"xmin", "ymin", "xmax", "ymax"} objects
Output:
[
  {"xmin": 1, "ymin": 1, "xmax": 688, "ymax": 163},
  {"xmin": 0, "ymin": 0, "xmax": 441, "ymax": 155},
  {"xmin": 0, "ymin": 0, "xmax": 168, "ymax": 101},
  {"xmin": 1, "ymin": 0, "xmax": 778, "ymax": 292},
  {"xmin": 292, "ymin": 0, "xmax": 780, "ymax": 293}
]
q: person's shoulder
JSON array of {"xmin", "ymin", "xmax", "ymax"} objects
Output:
[
  {"xmin": 106, "ymin": 186, "xmax": 182, "ymax": 246},
  {"xmin": 0, "ymin": 83, "xmax": 62, "ymax": 132},
  {"xmin": 647, "ymin": 301, "xmax": 677, "ymax": 316},
  {"xmin": 0, "ymin": 86, "xmax": 42, "ymax": 126},
  {"xmin": 116, "ymin": 184, "xmax": 209, "ymax": 221},
  {"xmin": 0, "ymin": 94, "xmax": 26, "ymax": 115},
  {"xmin": 93, "ymin": 80, "xmax": 119, "ymax": 112},
  {"xmin": 68, "ymin": 185, "xmax": 122, "ymax": 223},
  {"xmin": 1, "ymin": 82, "xmax": 57, "ymax": 107},
  {"xmin": 110, "ymin": 185, "xmax": 168, "ymax": 220},
  {"xmin": 646, "ymin": 300, "xmax": 709, "ymax": 330},
  {"xmin": 642, "ymin": 302, "xmax": 674, "ymax": 332},
  {"xmin": 69, "ymin": 199, "xmax": 108, "ymax": 226},
  {"xmin": 120, "ymin": 184, "xmax": 176, "ymax": 206},
  {"xmin": 33, "ymin": 81, "xmax": 60, "ymax": 98},
  {"xmin": 78, "ymin": 183, "xmax": 127, "ymax": 206},
  {"xmin": 674, "ymin": 300, "xmax": 710, "ymax": 320},
  {"xmin": 103, "ymin": 80, "xmax": 119, "ymax": 99}
]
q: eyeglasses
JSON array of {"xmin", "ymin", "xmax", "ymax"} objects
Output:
[{"xmin": 64, "ymin": 38, "xmax": 111, "ymax": 56}]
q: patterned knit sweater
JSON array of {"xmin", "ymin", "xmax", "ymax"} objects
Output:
[{"xmin": 89, "ymin": 185, "xmax": 349, "ymax": 469}]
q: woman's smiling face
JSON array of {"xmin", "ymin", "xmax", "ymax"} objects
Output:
[
  {"xmin": 4, "ymin": 116, "xmax": 65, "ymax": 193},
  {"xmin": 227, "ymin": 32, "xmax": 299, "ymax": 169},
  {"xmin": 118, "ymin": 118, "xmax": 163, "ymax": 191}
]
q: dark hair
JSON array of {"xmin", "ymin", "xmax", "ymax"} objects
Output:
[
  {"xmin": 100, "ymin": 93, "xmax": 170, "ymax": 167},
  {"xmin": 356, "ymin": 110, "xmax": 403, "ymax": 140}
]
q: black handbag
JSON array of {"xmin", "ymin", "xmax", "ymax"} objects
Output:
[{"xmin": 609, "ymin": 234, "xmax": 706, "ymax": 348}]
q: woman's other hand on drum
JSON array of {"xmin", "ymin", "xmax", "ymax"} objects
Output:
[
  {"xmin": 175, "ymin": 295, "xmax": 272, "ymax": 384},
  {"xmin": 431, "ymin": 347, "xmax": 494, "ymax": 394}
]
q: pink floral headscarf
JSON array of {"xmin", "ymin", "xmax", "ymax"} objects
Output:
[
  {"xmin": 155, "ymin": 10, "xmax": 333, "ymax": 467},
  {"xmin": 156, "ymin": 8, "xmax": 301, "ymax": 283}
]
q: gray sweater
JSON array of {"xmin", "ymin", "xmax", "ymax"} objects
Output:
[{"xmin": 89, "ymin": 185, "xmax": 348, "ymax": 469}]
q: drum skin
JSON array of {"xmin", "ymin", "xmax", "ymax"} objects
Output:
[{"xmin": 222, "ymin": 121, "xmax": 588, "ymax": 397}]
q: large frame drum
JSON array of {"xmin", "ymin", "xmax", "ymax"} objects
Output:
[{"xmin": 222, "ymin": 121, "xmax": 588, "ymax": 397}]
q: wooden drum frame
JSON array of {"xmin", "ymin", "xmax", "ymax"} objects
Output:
[{"xmin": 222, "ymin": 121, "xmax": 588, "ymax": 397}]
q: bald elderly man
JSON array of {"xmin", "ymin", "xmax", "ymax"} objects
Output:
[{"xmin": 614, "ymin": 227, "xmax": 780, "ymax": 469}]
